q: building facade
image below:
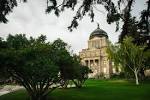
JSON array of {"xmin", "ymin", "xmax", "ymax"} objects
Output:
[{"xmin": 79, "ymin": 25, "xmax": 112, "ymax": 78}]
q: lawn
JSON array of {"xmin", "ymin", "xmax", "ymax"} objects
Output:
[{"xmin": 0, "ymin": 79, "xmax": 150, "ymax": 100}]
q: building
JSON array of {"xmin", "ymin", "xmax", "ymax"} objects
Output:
[{"xmin": 79, "ymin": 25, "xmax": 113, "ymax": 78}]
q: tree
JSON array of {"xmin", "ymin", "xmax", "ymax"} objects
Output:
[
  {"xmin": 107, "ymin": 37, "xmax": 148, "ymax": 85},
  {"xmin": 144, "ymin": 49, "xmax": 150, "ymax": 69},
  {"xmin": 0, "ymin": 34, "xmax": 59, "ymax": 100},
  {"xmin": 0, "ymin": 0, "xmax": 17, "ymax": 23},
  {"xmin": 0, "ymin": 37, "xmax": 10, "ymax": 84},
  {"xmin": 6, "ymin": 34, "xmax": 30, "ymax": 49},
  {"xmin": 51, "ymin": 39, "xmax": 91, "ymax": 88},
  {"xmin": 138, "ymin": 0, "xmax": 150, "ymax": 36},
  {"xmin": 1, "ymin": 34, "xmax": 91, "ymax": 99},
  {"xmin": 51, "ymin": 38, "xmax": 72, "ymax": 87},
  {"xmin": 137, "ymin": 0, "xmax": 150, "ymax": 50},
  {"xmin": 67, "ymin": 55, "xmax": 91, "ymax": 88},
  {"xmin": 71, "ymin": 64, "xmax": 91, "ymax": 88}
]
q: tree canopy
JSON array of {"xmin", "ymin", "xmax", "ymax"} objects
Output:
[
  {"xmin": 51, "ymin": 39, "xmax": 91, "ymax": 88},
  {"xmin": 0, "ymin": 34, "xmax": 59, "ymax": 100},
  {"xmin": 0, "ymin": 34, "xmax": 91, "ymax": 99},
  {"xmin": 107, "ymin": 36, "xmax": 149, "ymax": 85}
]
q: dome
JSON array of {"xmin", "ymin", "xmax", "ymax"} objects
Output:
[{"xmin": 89, "ymin": 25, "xmax": 108, "ymax": 40}]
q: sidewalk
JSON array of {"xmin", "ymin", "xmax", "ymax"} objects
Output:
[{"xmin": 0, "ymin": 85, "xmax": 23, "ymax": 96}]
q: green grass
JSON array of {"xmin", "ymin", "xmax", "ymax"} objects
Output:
[{"xmin": 0, "ymin": 79, "xmax": 150, "ymax": 100}]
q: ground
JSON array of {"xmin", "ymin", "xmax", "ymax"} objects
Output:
[{"xmin": 0, "ymin": 79, "xmax": 150, "ymax": 100}]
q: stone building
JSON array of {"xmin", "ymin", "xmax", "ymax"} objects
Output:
[{"xmin": 79, "ymin": 25, "xmax": 112, "ymax": 78}]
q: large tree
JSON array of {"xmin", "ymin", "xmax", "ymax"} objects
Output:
[
  {"xmin": 0, "ymin": 34, "xmax": 59, "ymax": 100},
  {"xmin": 137, "ymin": 0, "xmax": 150, "ymax": 50},
  {"xmin": 0, "ymin": 38, "xmax": 10, "ymax": 84},
  {"xmin": 51, "ymin": 39, "xmax": 91, "ymax": 88},
  {"xmin": 107, "ymin": 36, "xmax": 148, "ymax": 85},
  {"xmin": 51, "ymin": 38, "xmax": 73, "ymax": 87}
]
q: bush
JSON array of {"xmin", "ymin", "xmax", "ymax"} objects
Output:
[{"xmin": 110, "ymin": 72, "xmax": 125, "ymax": 79}]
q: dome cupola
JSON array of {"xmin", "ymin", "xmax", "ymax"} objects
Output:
[{"xmin": 89, "ymin": 24, "xmax": 108, "ymax": 39}]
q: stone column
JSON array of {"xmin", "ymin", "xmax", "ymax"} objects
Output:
[
  {"xmin": 88, "ymin": 60, "xmax": 90, "ymax": 68},
  {"xmin": 98, "ymin": 59, "xmax": 100, "ymax": 75},
  {"xmin": 100, "ymin": 56, "xmax": 103, "ymax": 73}
]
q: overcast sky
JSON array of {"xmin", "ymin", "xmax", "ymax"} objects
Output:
[{"xmin": 0, "ymin": 0, "xmax": 146, "ymax": 54}]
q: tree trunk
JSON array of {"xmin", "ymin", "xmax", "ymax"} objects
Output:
[
  {"xmin": 134, "ymin": 70, "xmax": 139, "ymax": 85},
  {"xmin": 30, "ymin": 93, "xmax": 47, "ymax": 100},
  {"xmin": 72, "ymin": 79, "xmax": 82, "ymax": 88},
  {"xmin": 30, "ymin": 96, "xmax": 47, "ymax": 100}
]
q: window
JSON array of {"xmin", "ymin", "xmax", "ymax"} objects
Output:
[
  {"xmin": 95, "ymin": 59, "xmax": 99, "ymax": 66},
  {"xmin": 90, "ymin": 60, "xmax": 94, "ymax": 66},
  {"xmin": 85, "ymin": 60, "xmax": 88, "ymax": 66}
]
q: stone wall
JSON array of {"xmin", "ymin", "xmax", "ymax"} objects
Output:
[{"xmin": 79, "ymin": 36, "xmax": 112, "ymax": 79}]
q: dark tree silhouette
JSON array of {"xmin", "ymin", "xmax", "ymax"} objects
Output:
[
  {"xmin": 0, "ymin": 0, "xmax": 27, "ymax": 23},
  {"xmin": 0, "ymin": 0, "xmax": 149, "ymax": 45}
]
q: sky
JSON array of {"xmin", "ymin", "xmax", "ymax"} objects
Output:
[{"xmin": 0, "ymin": 0, "xmax": 146, "ymax": 54}]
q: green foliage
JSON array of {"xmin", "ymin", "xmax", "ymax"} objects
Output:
[
  {"xmin": 107, "ymin": 36, "xmax": 148, "ymax": 85},
  {"xmin": 138, "ymin": 0, "xmax": 150, "ymax": 35},
  {"xmin": 0, "ymin": 34, "xmax": 91, "ymax": 99},
  {"xmin": 51, "ymin": 38, "xmax": 73, "ymax": 84},
  {"xmin": 68, "ymin": 55, "xmax": 91, "ymax": 88},
  {"xmin": 6, "ymin": 34, "xmax": 30, "ymax": 49},
  {"xmin": 144, "ymin": 49, "xmax": 150, "ymax": 68},
  {"xmin": 0, "ymin": 37, "xmax": 11, "ymax": 84},
  {"xmin": 0, "ymin": 34, "xmax": 60, "ymax": 100},
  {"xmin": 51, "ymin": 39, "xmax": 91, "ymax": 88},
  {"xmin": 71, "ymin": 57, "xmax": 91, "ymax": 88}
]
